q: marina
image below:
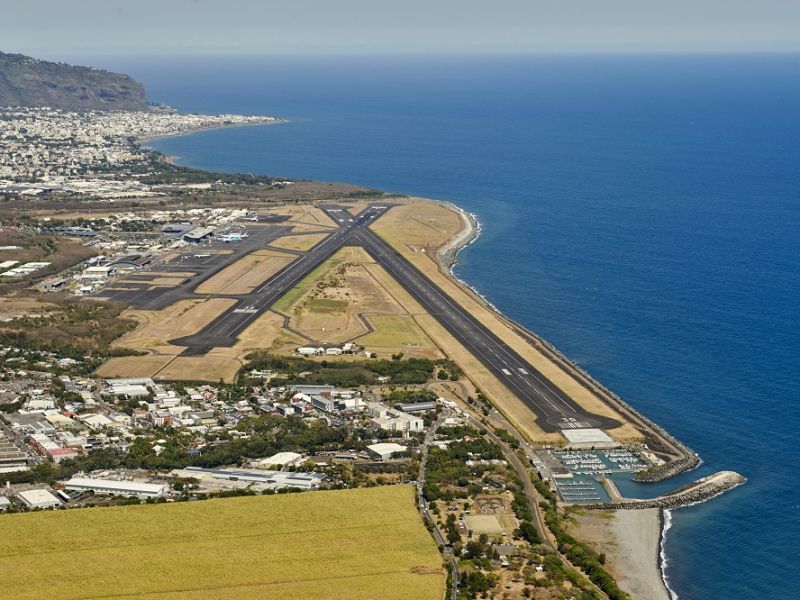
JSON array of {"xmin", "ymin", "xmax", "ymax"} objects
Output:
[{"xmin": 548, "ymin": 448, "xmax": 647, "ymax": 504}]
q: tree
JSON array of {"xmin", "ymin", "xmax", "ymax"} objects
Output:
[
  {"xmin": 465, "ymin": 540, "xmax": 485, "ymax": 560},
  {"xmin": 515, "ymin": 520, "xmax": 540, "ymax": 545}
]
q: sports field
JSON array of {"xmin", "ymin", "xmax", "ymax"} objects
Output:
[{"xmin": 0, "ymin": 485, "xmax": 444, "ymax": 600}]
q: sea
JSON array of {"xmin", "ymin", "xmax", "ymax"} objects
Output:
[{"xmin": 96, "ymin": 53, "xmax": 799, "ymax": 599}]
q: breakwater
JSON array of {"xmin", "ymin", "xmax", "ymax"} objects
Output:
[
  {"xmin": 586, "ymin": 471, "xmax": 745, "ymax": 511},
  {"xmin": 634, "ymin": 451, "xmax": 701, "ymax": 483}
]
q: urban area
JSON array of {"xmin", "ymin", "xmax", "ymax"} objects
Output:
[{"xmin": 0, "ymin": 103, "xmax": 689, "ymax": 600}]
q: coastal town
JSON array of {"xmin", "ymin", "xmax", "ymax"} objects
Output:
[
  {"xmin": 0, "ymin": 54, "xmax": 745, "ymax": 600},
  {"xmin": 0, "ymin": 106, "xmax": 278, "ymax": 195}
]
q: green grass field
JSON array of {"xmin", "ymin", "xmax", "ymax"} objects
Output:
[
  {"xmin": 307, "ymin": 298, "xmax": 348, "ymax": 313},
  {"xmin": 359, "ymin": 315, "xmax": 438, "ymax": 351},
  {"xmin": 0, "ymin": 486, "xmax": 444, "ymax": 600},
  {"xmin": 271, "ymin": 253, "xmax": 345, "ymax": 314}
]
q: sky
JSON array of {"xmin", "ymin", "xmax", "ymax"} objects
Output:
[{"xmin": 1, "ymin": 0, "xmax": 799, "ymax": 57}]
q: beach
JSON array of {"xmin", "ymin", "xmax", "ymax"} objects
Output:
[{"xmin": 570, "ymin": 508, "xmax": 670, "ymax": 600}]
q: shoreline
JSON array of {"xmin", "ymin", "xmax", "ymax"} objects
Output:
[
  {"xmin": 131, "ymin": 126, "xmax": 725, "ymax": 600},
  {"xmin": 572, "ymin": 508, "xmax": 670, "ymax": 600},
  {"xmin": 660, "ymin": 509, "xmax": 678, "ymax": 600},
  {"xmin": 428, "ymin": 199, "xmax": 738, "ymax": 600},
  {"xmin": 136, "ymin": 117, "xmax": 285, "ymax": 148},
  {"xmin": 432, "ymin": 198, "xmax": 700, "ymax": 459}
]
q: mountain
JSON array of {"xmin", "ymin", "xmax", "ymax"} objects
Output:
[{"xmin": 0, "ymin": 51, "xmax": 149, "ymax": 111}]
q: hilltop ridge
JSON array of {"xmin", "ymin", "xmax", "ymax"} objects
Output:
[{"xmin": 0, "ymin": 51, "xmax": 149, "ymax": 111}]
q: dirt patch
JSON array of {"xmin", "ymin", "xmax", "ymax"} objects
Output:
[
  {"xmin": 196, "ymin": 251, "xmax": 294, "ymax": 295},
  {"xmin": 269, "ymin": 232, "xmax": 329, "ymax": 252},
  {"xmin": 155, "ymin": 354, "xmax": 243, "ymax": 383},
  {"xmin": 95, "ymin": 354, "xmax": 177, "ymax": 379},
  {"xmin": 0, "ymin": 296, "xmax": 57, "ymax": 322}
]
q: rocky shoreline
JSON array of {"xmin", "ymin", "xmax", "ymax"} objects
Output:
[
  {"xmin": 635, "ymin": 450, "xmax": 702, "ymax": 482},
  {"xmin": 432, "ymin": 197, "xmax": 703, "ymax": 486},
  {"xmin": 586, "ymin": 471, "xmax": 746, "ymax": 511}
]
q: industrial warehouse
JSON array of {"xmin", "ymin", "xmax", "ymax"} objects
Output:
[
  {"xmin": 173, "ymin": 467, "xmax": 325, "ymax": 492},
  {"xmin": 64, "ymin": 477, "xmax": 168, "ymax": 499}
]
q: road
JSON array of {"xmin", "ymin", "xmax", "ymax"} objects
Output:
[
  {"xmin": 417, "ymin": 412, "xmax": 459, "ymax": 600},
  {"xmin": 172, "ymin": 204, "xmax": 617, "ymax": 432},
  {"xmin": 460, "ymin": 412, "xmax": 553, "ymax": 550}
]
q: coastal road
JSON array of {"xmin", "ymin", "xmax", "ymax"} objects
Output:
[
  {"xmin": 173, "ymin": 204, "xmax": 619, "ymax": 432},
  {"xmin": 416, "ymin": 412, "xmax": 459, "ymax": 599}
]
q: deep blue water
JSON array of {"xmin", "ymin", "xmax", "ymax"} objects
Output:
[{"xmin": 102, "ymin": 54, "xmax": 799, "ymax": 599}]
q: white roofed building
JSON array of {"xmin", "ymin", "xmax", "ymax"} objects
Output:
[
  {"xmin": 366, "ymin": 442, "xmax": 408, "ymax": 461},
  {"xmin": 64, "ymin": 477, "xmax": 168, "ymax": 498},
  {"xmin": 18, "ymin": 488, "xmax": 61, "ymax": 509},
  {"xmin": 561, "ymin": 428, "xmax": 619, "ymax": 449},
  {"xmin": 255, "ymin": 451, "xmax": 305, "ymax": 468}
]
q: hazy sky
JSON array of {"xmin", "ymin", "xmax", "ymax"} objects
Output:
[{"xmin": 2, "ymin": 0, "xmax": 799, "ymax": 57}]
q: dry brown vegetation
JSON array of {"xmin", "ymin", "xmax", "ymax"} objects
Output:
[
  {"xmin": 263, "ymin": 204, "xmax": 339, "ymax": 229},
  {"xmin": 114, "ymin": 298, "xmax": 237, "ymax": 351},
  {"xmin": 154, "ymin": 354, "xmax": 243, "ymax": 383},
  {"xmin": 0, "ymin": 296, "xmax": 58, "ymax": 322},
  {"xmin": 0, "ymin": 296, "xmax": 137, "ymax": 354},
  {"xmin": 273, "ymin": 246, "xmax": 442, "ymax": 359},
  {"xmin": 269, "ymin": 232, "xmax": 329, "ymax": 252},
  {"xmin": 0, "ymin": 230, "xmax": 95, "ymax": 292},
  {"xmin": 196, "ymin": 250, "xmax": 294, "ymax": 295}
]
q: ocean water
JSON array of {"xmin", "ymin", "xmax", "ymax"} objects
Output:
[{"xmin": 102, "ymin": 54, "xmax": 799, "ymax": 599}]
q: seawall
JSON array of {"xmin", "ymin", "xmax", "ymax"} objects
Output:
[{"xmin": 585, "ymin": 471, "xmax": 746, "ymax": 511}]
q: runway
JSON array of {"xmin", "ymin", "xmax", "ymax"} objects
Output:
[
  {"xmin": 171, "ymin": 204, "xmax": 619, "ymax": 432},
  {"xmin": 171, "ymin": 205, "xmax": 390, "ymax": 353}
]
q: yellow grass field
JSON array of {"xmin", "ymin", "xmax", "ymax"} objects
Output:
[
  {"xmin": 154, "ymin": 354, "xmax": 243, "ymax": 382},
  {"xmin": 0, "ymin": 486, "xmax": 444, "ymax": 600},
  {"xmin": 272, "ymin": 247, "xmax": 359, "ymax": 314},
  {"xmin": 113, "ymin": 298, "xmax": 237, "ymax": 350},
  {"xmin": 264, "ymin": 204, "xmax": 339, "ymax": 229},
  {"xmin": 95, "ymin": 354, "xmax": 177, "ymax": 379},
  {"xmin": 358, "ymin": 315, "xmax": 439, "ymax": 355},
  {"xmin": 95, "ymin": 298, "xmax": 242, "ymax": 382},
  {"xmin": 372, "ymin": 198, "xmax": 463, "ymax": 250},
  {"xmin": 269, "ymin": 232, "xmax": 329, "ymax": 252},
  {"xmin": 196, "ymin": 251, "xmax": 294, "ymax": 295}
]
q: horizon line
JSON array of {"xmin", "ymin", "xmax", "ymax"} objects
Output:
[{"xmin": 11, "ymin": 48, "xmax": 800, "ymax": 64}]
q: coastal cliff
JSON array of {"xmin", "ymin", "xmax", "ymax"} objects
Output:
[{"xmin": 0, "ymin": 51, "xmax": 149, "ymax": 111}]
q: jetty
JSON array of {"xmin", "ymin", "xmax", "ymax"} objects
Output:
[{"xmin": 582, "ymin": 471, "xmax": 746, "ymax": 510}]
